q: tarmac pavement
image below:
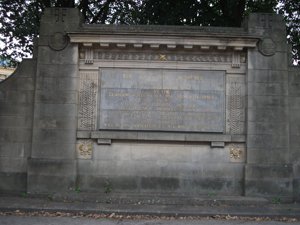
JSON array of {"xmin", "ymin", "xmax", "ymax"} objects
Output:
[
  {"xmin": 0, "ymin": 215, "xmax": 300, "ymax": 225},
  {"xmin": 0, "ymin": 194, "xmax": 300, "ymax": 224}
]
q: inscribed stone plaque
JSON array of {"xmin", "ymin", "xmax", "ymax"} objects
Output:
[{"xmin": 99, "ymin": 68, "xmax": 225, "ymax": 133}]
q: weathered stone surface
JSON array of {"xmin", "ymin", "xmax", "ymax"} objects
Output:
[
  {"xmin": 0, "ymin": 172, "xmax": 27, "ymax": 193},
  {"xmin": 141, "ymin": 177, "xmax": 180, "ymax": 190},
  {"xmin": 39, "ymin": 8, "xmax": 82, "ymax": 36},
  {"xmin": 0, "ymin": 59, "xmax": 36, "ymax": 194},
  {"xmin": 245, "ymin": 164, "xmax": 293, "ymax": 198},
  {"xmin": 0, "ymin": 103, "xmax": 33, "ymax": 116},
  {"xmin": 26, "ymin": 8, "xmax": 81, "ymax": 194},
  {"xmin": 0, "ymin": 128, "xmax": 32, "ymax": 143},
  {"xmin": 245, "ymin": 179, "xmax": 293, "ymax": 197},
  {"xmin": 247, "ymin": 108, "xmax": 288, "ymax": 122},
  {"xmin": 248, "ymin": 69, "xmax": 287, "ymax": 83},
  {"xmin": 0, "ymin": 78, "xmax": 35, "ymax": 91},
  {"xmin": 247, "ymin": 148, "xmax": 289, "ymax": 164},
  {"xmin": 288, "ymin": 66, "xmax": 300, "ymax": 191},
  {"xmin": 0, "ymin": 9, "xmax": 298, "ymax": 200},
  {"xmin": 36, "ymin": 77, "xmax": 78, "ymax": 91},
  {"xmin": 247, "ymin": 134, "xmax": 288, "ymax": 148},
  {"xmin": 248, "ymin": 51, "xmax": 287, "ymax": 70},
  {"xmin": 247, "ymin": 121, "xmax": 288, "ymax": 135},
  {"xmin": 0, "ymin": 116, "xmax": 32, "ymax": 128},
  {"xmin": 0, "ymin": 143, "xmax": 31, "ymax": 158},
  {"xmin": 38, "ymin": 46, "xmax": 78, "ymax": 65},
  {"xmin": 33, "ymin": 103, "xmax": 77, "ymax": 118},
  {"xmin": 248, "ymin": 83, "xmax": 288, "ymax": 96},
  {"xmin": 245, "ymin": 13, "xmax": 293, "ymax": 199},
  {"xmin": 27, "ymin": 158, "xmax": 76, "ymax": 193},
  {"xmin": 0, "ymin": 90, "xmax": 34, "ymax": 104},
  {"xmin": 35, "ymin": 90, "xmax": 77, "ymax": 104},
  {"xmin": 294, "ymin": 178, "xmax": 300, "ymax": 201},
  {"xmin": 289, "ymin": 97, "xmax": 300, "ymax": 109},
  {"xmin": 99, "ymin": 68, "xmax": 225, "ymax": 132},
  {"xmin": 38, "ymin": 64, "xmax": 78, "ymax": 78},
  {"xmin": 34, "ymin": 117, "xmax": 77, "ymax": 130},
  {"xmin": 77, "ymin": 175, "xmax": 139, "ymax": 192},
  {"xmin": 0, "ymin": 157, "xmax": 28, "ymax": 172},
  {"xmin": 31, "ymin": 143, "xmax": 76, "ymax": 159}
]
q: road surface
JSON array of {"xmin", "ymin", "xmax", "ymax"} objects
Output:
[{"xmin": 0, "ymin": 215, "xmax": 299, "ymax": 225}]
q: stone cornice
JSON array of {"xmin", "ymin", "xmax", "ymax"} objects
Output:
[
  {"xmin": 80, "ymin": 24, "xmax": 251, "ymax": 36},
  {"xmin": 69, "ymin": 33, "xmax": 258, "ymax": 51},
  {"xmin": 69, "ymin": 25, "xmax": 259, "ymax": 51}
]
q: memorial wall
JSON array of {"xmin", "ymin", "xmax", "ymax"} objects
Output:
[{"xmin": 0, "ymin": 8, "xmax": 299, "ymax": 201}]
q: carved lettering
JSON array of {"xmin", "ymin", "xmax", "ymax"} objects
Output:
[
  {"xmin": 99, "ymin": 68, "xmax": 225, "ymax": 132},
  {"xmin": 54, "ymin": 8, "xmax": 67, "ymax": 22}
]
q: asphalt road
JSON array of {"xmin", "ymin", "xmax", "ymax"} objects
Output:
[{"xmin": 0, "ymin": 215, "xmax": 299, "ymax": 225}]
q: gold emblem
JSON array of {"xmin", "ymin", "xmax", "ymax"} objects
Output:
[
  {"xmin": 77, "ymin": 140, "xmax": 93, "ymax": 159},
  {"xmin": 159, "ymin": 54, "xmax": 167, "ymax": 61}
]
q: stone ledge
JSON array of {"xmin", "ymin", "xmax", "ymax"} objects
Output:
[{"xmin": 77, "ymin": 131, "xmax": 245, "ymax": 143}]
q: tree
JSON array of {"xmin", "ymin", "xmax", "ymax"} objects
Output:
[
  {"xmin": 277, "ymin": 0, "xmax": 300, "ymax": 64},
  {"xmin": 0, "ymin": 0, "xmax": 44, "ymax": 66},
  {"xmin": 0, "ymin": 0, "xmax": 299, "ymax": 66},
  {"xmin": 138, "ymin": 0, "xmax": 278, "ymax": 26},
  {"xmin": 0, "ymin": 0, "xmax": 141, "ymax": 66}
]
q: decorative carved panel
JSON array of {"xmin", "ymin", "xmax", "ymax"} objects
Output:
[
  {"xmin": 229, "ymin": 81, "xmax": 245, "ymax": 135},
  {"xmin": 94, "ymin": 51, "xmax": 232, "ymax": 63},
  {"xmin": 85, "ymin": 48, "xmax": 94, "ymax": 64},
  {"xmin": 78, "ymin": 71, "xmax": 98, "ymax": 130}
]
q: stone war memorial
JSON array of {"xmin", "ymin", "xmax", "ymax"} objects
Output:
[{"xmin": 0, "ymin": 8, "xmax": 299, "ymax": 202}]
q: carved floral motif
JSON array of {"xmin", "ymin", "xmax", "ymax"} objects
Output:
[
  {"xmin": 229, "ymin": 143, "xmax": 245, "ymax": 161},
  {"xmin": 76, "ymin": 139, "xmax": 93, "ymax": 159}
]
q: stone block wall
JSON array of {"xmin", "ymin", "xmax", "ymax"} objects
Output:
[
  {"xmin": 289, "ymin": 67, "xmax": 300, "ymax": 201},
  {"xmin": 0, "ymin": 8, "xmax": 299, "ymax": 201},
  {"xmin": 0, "ymin": 60, "xmax": 36, "ymax": 193},
  {"xmin": 78, "ymin": 142, "xmax": 245, "ymax": 195}
]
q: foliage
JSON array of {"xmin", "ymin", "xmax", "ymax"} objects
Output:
[
  {"xmin": 20, "ymin": 192, "xmax": 28, "ymax": 198},
  {"xmin": 75, "ymin": 186, "xmax": 81, "ymax": 193},
  {"xmin": 78, "ymin": 0, "xmax": 141, "ymax": 24},
  {"xmin": 277, "ymin": 0, "xmax": 300, "ymax": 65},
  {"xmin": 0, "ymin": 0, "xmax": 43, "ymax": 66},
  {"xmin": 0, "ymin": 0, "xmax": 299, "ymax": 65},
  {"xmin": 104, "ymin": 179, "xmax": 112, "ymax": 194},
  {"xmin": 271, "ymin": 196, "xmax": 281, "ymax": 204}
]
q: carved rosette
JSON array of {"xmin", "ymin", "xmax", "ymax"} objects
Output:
[
  {"xmin": 76, "ymin": 139, "xmax": 93, "ymax": 159},
  {"xmin": 258, "ymin": 38, "xmax": 276, "ymax": 56},
  {"xmin": 78, "ymin": 71, "xmax": 98, "ymax": 130},
  {"xmin": 228, "ymin": 143, "xmax": 245, "ymax": 162},
  {"xmin": 48, "ymin": 32, "xmax": 69, "ymax": 51}
]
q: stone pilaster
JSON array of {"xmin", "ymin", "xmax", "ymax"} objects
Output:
[
  {"xmin": 27, "ymin": 8, "xmax": 82, "ymax": 193},
  {"xmin": 245, "ymin": 13, "xmax": 292, "ymax": 200}
]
